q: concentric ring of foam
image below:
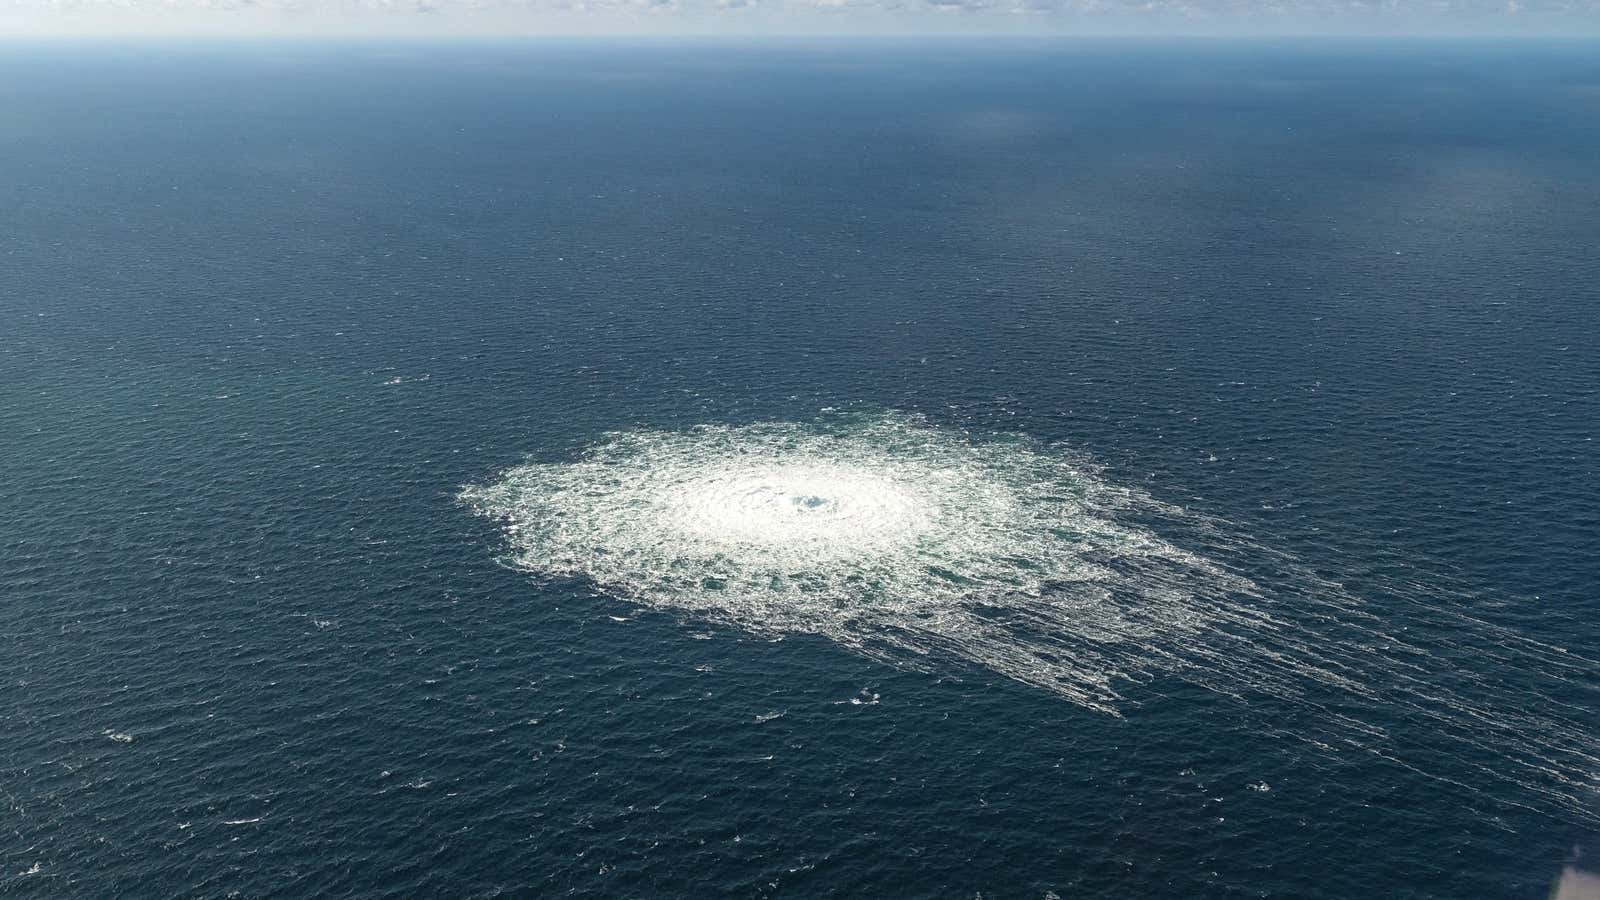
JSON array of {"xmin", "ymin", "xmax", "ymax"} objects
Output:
[
  {"xmin": 463, "ymin": 410, "xmax": 1600, "ymax": 824},
  {"xmin": 462, "ymin": 411, "xmax": 1212, "ymax": 688}
]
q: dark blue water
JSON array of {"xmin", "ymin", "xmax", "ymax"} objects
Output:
[{"xmin": 2, "ymin": 39, "xmax": 1598, "ymax": 898}]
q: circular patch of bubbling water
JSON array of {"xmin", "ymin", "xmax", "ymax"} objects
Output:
[
  {"xmin": 462, "ymin": 411, "xmax": 1244, "ymax": 712},
  {"xmin": 465, "ymin": 411, "xmax": 1600, "ymax": 823}
]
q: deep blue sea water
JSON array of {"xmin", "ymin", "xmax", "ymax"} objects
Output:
[{"xmin": 2, "ymin": 39, "xmax": 1598, "ymax": 898}]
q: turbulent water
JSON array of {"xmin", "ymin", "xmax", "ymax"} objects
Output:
[
  {"xmin": 467, "ymin": 411, "xmax": 1599, "ymax": 823},
  {"xmin": 467, "ymin": 411, "xmax": 1236, "ymax": 712}
]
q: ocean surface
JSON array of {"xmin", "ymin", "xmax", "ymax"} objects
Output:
[{"xmin": 2, "ymin": 39, "xmax": 1598, "ymax": 898}]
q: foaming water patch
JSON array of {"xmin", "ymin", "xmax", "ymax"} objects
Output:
[{"xmin": 463, "ymin": 411, "xmax": 1598, "ymax": 824}]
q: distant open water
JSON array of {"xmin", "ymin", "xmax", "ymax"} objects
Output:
[{"xmin": 2, "ymin": 39, "xmax": 1598, "ymax": 898}]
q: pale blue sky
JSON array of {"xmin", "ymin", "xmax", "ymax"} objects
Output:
[{"xmin": 3, "ymin": 0, "xmax": 1597, "ymax": 37}]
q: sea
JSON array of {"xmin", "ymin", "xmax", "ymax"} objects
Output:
[{"xmin": 1, "ymin": 38, "xmax": 1597, "ymax": 898}]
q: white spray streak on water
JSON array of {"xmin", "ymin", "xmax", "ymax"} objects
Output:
[{"xmin": 463, "ymin": 411, "xmax": 1598, "ymax": 823}]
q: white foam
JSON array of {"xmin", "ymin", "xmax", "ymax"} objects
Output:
[{"xmin": 464, "ymin": 410, "xmax": 1599, "ymax": 823}]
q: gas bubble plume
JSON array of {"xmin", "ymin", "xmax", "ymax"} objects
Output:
[{"xmin": 463, "ymin": 411, "xmax": 1598, "ymax": 823}]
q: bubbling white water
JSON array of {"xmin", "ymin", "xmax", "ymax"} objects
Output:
[
  {"xmin": 464, "ymin": 411, "xmax": 1599, "ymax": 822},
  {"xmin": 463, "ymin": 412, "xmax": 1225, "ymax": 711},
  {"xmin": 657, "ymin": 460, "xmax": 937, "ymax": 556}
]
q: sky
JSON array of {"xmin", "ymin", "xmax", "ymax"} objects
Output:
[{"xmin": 2, "ymin": 0, "xmax": 1598, "ymax": 38}]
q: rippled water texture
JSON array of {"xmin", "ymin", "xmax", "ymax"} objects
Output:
[
  {"xmin": 468, "ymin": 412, "xmax": 1599, "ymax": 823},
  {"xmin": 6, "ymin": 41, "xmax": 1600, "ymax": 898}
]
